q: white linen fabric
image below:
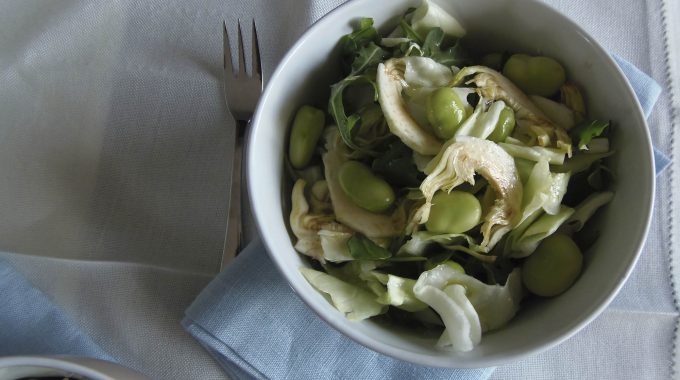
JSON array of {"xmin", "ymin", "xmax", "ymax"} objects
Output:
[{"xmin": 0, "ymin": 0, "xmax": 676, "ymax": 379}]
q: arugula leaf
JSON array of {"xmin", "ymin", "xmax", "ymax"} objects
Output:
[
  {"xmin": 340, "ymin": 18, "xmax": 379, "ymax": 57},
  {"xmin": 328, "ymin": 75, "xmax": 379, "ymax": 150},
  {"xmin": 340, "ymin": 18, "xmax": 384, "ymax": 75},
  {"xmin": 351, "ymin": 42, "xmax": 388, "ymax": 75},
  {"xmin": 421, "ymin": 27, "xmax": 469, "ymax": 67},
  {"xmin": 399, "ymin": 18, "xmax": 423, "ymax": 45},
  {"xmin": 570, "ymin": 120, "xmax": 610, "ymax": 150},
  {"xmin": 386, "ymin": 256, "xmax": 428, "ymax": 262},
  {"xmin": 389, "ymin": 40, "xmax": 422, "ymax": 59},
  {"xmin": 330, "ymin": 18, "xmax": 388, "ymax": 150},
  {"xmin": 348, "ymin": 233, "xmax": 393, "ymax": 260},
  {"xmin": 354, "ymin": 103, "xmax": 385, "ymax": 137},
  {"xmin": 371, "ymin": 140, "xmax": 423, "ymax": 187}
]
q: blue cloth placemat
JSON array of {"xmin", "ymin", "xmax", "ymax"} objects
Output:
[
  {"xmin": 0, "ymin": 257, "xmax": 112, "ymax": 360},
  {"xmin": 182, "ymin": 57, "xmax": 670, "ymax": 380}
]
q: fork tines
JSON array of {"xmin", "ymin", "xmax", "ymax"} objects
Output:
[{"xmin": 223, "ymin": 19, "xmax": 261, "ymax": 80}]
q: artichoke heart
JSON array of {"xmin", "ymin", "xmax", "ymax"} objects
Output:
[
  {"xmin": 376, "ymin": 58, "xmax": 445, "ymax": 155},
  {"xmin": 290, "ymin": 179, "xmax": 352, "ymax": 261},
  {"xmin": 452, "ymin": 66, "xmax": 572, "ymax": 156},
  {"xmin": 417, "ymin": 137, "xmax": 523, "ymax": 248}
]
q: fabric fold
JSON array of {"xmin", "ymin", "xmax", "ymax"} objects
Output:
[{"xmin": 0, "ymin": 257, "xmax": 112, "ymax": 360}]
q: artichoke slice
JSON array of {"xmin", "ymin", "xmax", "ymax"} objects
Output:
[
  {"xmin": 417, "ymin": 137, "xmax": 523, "ymax": 248},
  {"xmin": 453, "ymin": 66, "xmax": 572, "ymax": 156},
  {"xmin": 290, "ymin": 179, "xmax": 352, "ymax": 261}
]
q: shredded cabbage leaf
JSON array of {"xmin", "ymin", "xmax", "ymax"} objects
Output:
[
  {"xmin": 509, "ymin": 205, "xmax": 575, "ymax": 257},
  {"xmin": 300, "ymin": 267, "xmax": 387, "ymax": 320},
  {"xmin": 455, "ymin": 99, "xmax": 507, "ymax": 140},
  {"xmin": 364, "ymin": 272, "xmax": 429, "ymax": 312},
  {"xmin": 529, "ymin": 95, "xmax": 576, "ymax": 130},
  {"xmin": 318, "ymin": 230, "xmax": 354, "ymax": 262},
  {"xmin": 398, "ymin": 231, "xmax": 496, "ymax": 262},
  {"xmin": 499, "ymin": 142, "xmax": 566, "ymax": 165},
  {"xmin": 413, "ymin": 265, "xmax": 523, "ymax": 351},
  {"xmin": 562, "ymin": 191, "xmax": 614, "ymax": 233},
  {"xmin": 517, "ymin": 159, "xmax": 570, "ymax": 224}
]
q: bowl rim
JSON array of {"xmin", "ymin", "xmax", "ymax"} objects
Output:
[
  {"xmin": 0, "ymin": 356, "xmax": 149, "ymax": 380},
  {"xmin": 246, "ymin": 0, "xmax": 656, "ymax": 368}
]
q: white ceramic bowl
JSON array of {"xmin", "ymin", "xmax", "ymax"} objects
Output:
[
  {"xmin": 0, "ymin": 356, "xmax": 149, "ymax": 380},
  {"xmin": 247, "ymin": 0, "xmax": 655, "ymax": 368}
]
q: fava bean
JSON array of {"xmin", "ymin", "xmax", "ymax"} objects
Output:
[
  {"xmin": 289, "ymin": 105, "xmax": 325, "ymax": 169},
  {"xmin": 426, "ymin": 191, "xmax": 482, "ymax": 234},
  {"xmin": 487, "ymin": 106, "xmax": 516, "ymax": 142},
  {"xmin": 522, "ymin": 233, "xmax": 583, "ymax": 297},
  {"xmin": 502, "ymin": 54, "xmax": 566, "ymax": 97},
  {"xmin": 426, "ymin": 88, "xmax": 469, "ymax": 139},
  {"xmin": 338, "ymin": 161, "xmax": 395, "ymax": 212}
]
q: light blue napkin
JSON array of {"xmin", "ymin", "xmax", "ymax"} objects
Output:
[
  {"xmin": 610, "ymin": 55, "xmax": 670, "ymax": 174},
  {"xmin": 183, "ymin": 240, "xmax": 494, "ymax": 380},
  {"xmin": 182, "ymin": 57, "xmax": 671, "ymax": 380},
  {"xmin": 0, "ymin": 257, "xmax": 112, "ymax": 360}
]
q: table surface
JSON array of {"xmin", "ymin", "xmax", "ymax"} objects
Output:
[{"xmin": 0, "ymin": 0, "xmax": 678, "ymax": 379}]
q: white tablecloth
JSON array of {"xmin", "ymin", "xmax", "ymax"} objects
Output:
[{"xmin": 0, "ymin": 0, "xmax": 677, "ymax": 379}]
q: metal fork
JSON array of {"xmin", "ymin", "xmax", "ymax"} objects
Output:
[{"xmin": 221, "ymin": 20, "xmax": 262, "ymax": 270}]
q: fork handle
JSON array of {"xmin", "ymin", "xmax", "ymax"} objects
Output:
[{"xmin": 221, "ymin": 121, "xmax": 246, "ymax": 270}]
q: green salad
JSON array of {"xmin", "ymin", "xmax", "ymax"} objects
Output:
[{"xmin": 286, "ymin": 0, "xmax": 614, "ymax": 352}]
